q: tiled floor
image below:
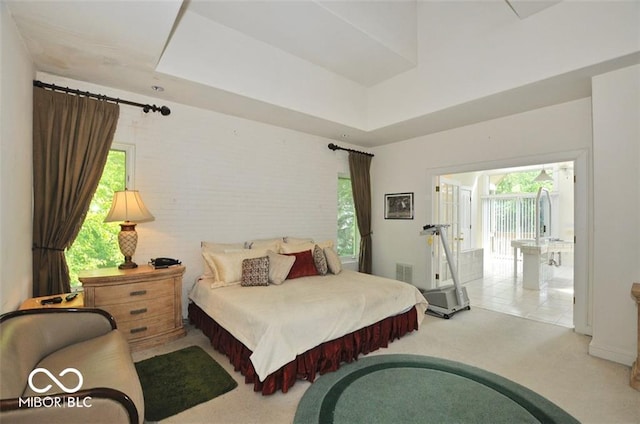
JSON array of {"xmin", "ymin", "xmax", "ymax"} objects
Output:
[{"xmin": 463, "ymin": 258, "xmax": 574, "ymax": 328}]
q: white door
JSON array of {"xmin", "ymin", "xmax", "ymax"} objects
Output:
[
  {"xmin": 460, "ymin": 187, "xmax": 472, "ymax": 251},
  {"xmin": 435, "ymin": 177, "xmax": 461, "ymax": 286}
]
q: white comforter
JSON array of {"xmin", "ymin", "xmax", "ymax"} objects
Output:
[{"xmin": 189, "ymin": 270, "xmax": 428, "ymax": 381}]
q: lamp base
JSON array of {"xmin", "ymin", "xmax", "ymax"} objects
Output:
[
  {"xmin": 118, "ymin": 255, "xmax": 138, "ymax": 269},
  {"xmin": 118, "ymin": 222, "xmax": 139, "ymax": 270}
]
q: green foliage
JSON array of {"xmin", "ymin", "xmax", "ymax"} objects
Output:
[
  {"xmin": 65, "ymin": 150, "xmax": 126, "ymax": 286},
  {"xmin": 490, "ymin": 170, "xmax": 553, "ymax": 240},
  {"xmin": 337, "ymin": 177, "xmax": 357, "ymax": 257},
  {"xmin": 495, "ymin": 171, "xmax": 554, "ymax": 194}
]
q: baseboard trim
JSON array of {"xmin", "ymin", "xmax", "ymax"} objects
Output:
[{"xmin": 589, "ymin": 342, "xmax": 635, "ymax": 366}]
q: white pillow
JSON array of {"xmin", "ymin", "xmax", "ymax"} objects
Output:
[
  {"xmin": 245, "ymin": 238, "xmax": 283, "ymax": 252},
  {"xmin": 280, "ymin": 240, "xmax": 333, "ymax": 254},
  {"xmin": 201, "ymin": 241, "xmax": 245, "ymax": 279},
  {"xmin": 324, "ymin": 247, "xmax": 342, "ymax": 274},
  {"xmin": 284, "ymin": 237, "xmax": 314, "ymax": 244},
  {"xmin": 201, "ymin": 241, "xmax": 245, "ymax": 253},
  {"xmin": 204, "ymin": 249, "xmax": 268, "ymax": 285},
  {"xmin": 199, "ymin": 275, "xmax": 241, "ymax": 290},
  {"xmin": 266, "ymin": 250, "xmax": 296, "ymax": 285}
]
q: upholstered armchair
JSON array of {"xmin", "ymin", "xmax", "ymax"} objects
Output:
[{"xmin": 0, "ymin": 308, "xmax": 144, "ymax": 424}]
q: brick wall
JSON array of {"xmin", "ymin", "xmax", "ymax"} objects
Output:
[{"xmin": 111, "ymin": 100, "xmax": 348, "ymax": 300}]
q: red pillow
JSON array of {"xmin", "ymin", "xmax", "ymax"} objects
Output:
[{"xmin": 284, "ymin": 250, "xmax": 319, "ymax": 279}]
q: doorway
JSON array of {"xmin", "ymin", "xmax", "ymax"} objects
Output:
[{"xmin": 433, "ymin": 162, "xmax": 575, "ymax": 328}]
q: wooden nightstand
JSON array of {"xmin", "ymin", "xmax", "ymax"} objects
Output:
[{"xmin": 79, "ymin": 265, "xmax": 186, "ymax": 351}]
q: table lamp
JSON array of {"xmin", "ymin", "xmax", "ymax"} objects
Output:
[{"xmin": 104, "ymin": 189, "xmax": 155, "ymax": 269}]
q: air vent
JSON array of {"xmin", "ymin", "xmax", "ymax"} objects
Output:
[{"xmin": 396, "ymin": 263, "xmax": 413, "ymax": 284}]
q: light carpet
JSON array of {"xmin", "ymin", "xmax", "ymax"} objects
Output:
[{"xmin": 132, "ymin": 308, "xmax": 640, "ymax": 423}]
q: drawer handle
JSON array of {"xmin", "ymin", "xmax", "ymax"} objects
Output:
[
  {"xmin": 130, "ymin": 290, "xmax": 147, "ymax": 296},
  {"xmin": 130, "ymin": 326, "xmax": 148, "ymax": 334},
  {"xmin": 130, "ymin": 308, "xmax": 148, "ymax": 315}
]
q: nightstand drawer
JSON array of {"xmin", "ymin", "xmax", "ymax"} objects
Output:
[
  {"xmin": 93, "ymin": 279, "xmax": 174, "ymax": 305},
  {"xmin": 100, "ymin": 295, "xmax": 174, "ymax": 324},
  {"xmin": 117, "ymin": 315, "xmax": 175, "ymax": 341}
]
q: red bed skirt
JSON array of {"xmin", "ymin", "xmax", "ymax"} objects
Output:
[{"xmin": 188, "ymin": 302, "xmax": 419, "ymax": 395}]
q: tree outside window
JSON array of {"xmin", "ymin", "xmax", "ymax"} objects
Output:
[
  {"xmin": 494, "ymin": 170, "xmax": 553, "ymax": 194},
  {"xmin": 65, "ymin": 149, "xmax": 126, "ymax": 287},
  {"xmin": 337, "ymin": 177, "xmax": 359, "ymax": 257}
]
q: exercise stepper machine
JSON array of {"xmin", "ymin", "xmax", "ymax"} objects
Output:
[{"xmin": 420, "ymin": 224, "xmax": 471, "ymax": 319}]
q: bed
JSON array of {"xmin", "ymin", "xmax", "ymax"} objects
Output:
[{"xmin": 188, "ymin": 238, "xmax": 428, "ymax": 395}]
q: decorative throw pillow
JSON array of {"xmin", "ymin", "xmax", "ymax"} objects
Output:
[
  {"xmin": 241, "ymin": 256, "xmax": 270, "ymax": 286},
  {"xmin": 266, "ymin": 250, "xmax": 296, "ymax": 285},
  {"xmin": 284, "ymin": 250, "xmax": 319, "ymax": 279},
  {"xmin": 313, "ymin": 244, "xmax": 328, "ymax": 275},
  {"xmin": 324, "ymin": 247, "xmax": 342, "ymax": 274}
]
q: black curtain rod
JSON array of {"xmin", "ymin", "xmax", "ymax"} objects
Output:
[
  {"xmin": 327, "ymin": 143, "xmax": 374, "ymax": 157},
  {"xmin": 33, "ymin": 80, "xmax": 171, "ymax": 116}
]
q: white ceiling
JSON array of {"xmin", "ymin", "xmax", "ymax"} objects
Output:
[
  {"xmin": 187, "ymin": 0, "xmax": 418, "ymax": 87},
  {"xmin": 5, "ymin": 0, "xmax": 635, "ymax": 147},
  {"xmin": 505, "ymin": 0, "xmax": 562, "ymax": 18}
]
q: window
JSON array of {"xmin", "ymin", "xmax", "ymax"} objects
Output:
[
  {"xmin": 65, "ymin": 144, "xmax": 133, "ymax": 287},
  {"xmin": 484, "ymin": 169, "xmax": 555, "ymax": 260},
  {"xmin": 493, "ymin": 170, "xmax": 553, "ymax": 194},
  {"xmin": 337, "ymin": 176, "xmax": 359, "ymax": 258}
]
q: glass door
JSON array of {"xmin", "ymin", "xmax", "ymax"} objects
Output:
[
  {"xmin": 435, "ymin": 177, "xmax": 460, "ymax": 286},
  {"xmin": 460, "ymin": 187, "xmax": 472, "ymax": 251}
]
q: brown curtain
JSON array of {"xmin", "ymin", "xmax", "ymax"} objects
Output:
[
  {"xmin": 32, "ymin": 88, "xmax": 119, "ymax": 296},
  {"xmin": 348, "ymin": 152, "xmax": 373, "ymax": 274}
]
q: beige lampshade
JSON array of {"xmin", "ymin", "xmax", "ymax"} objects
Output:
[{"xmin": 104, "ymin": 190, "xmax": 155, "ymax": 223}]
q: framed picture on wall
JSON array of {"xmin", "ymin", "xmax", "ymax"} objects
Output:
[{"xmin": 384, "ymin": 192, "xmax": 414, "ymax": 219}]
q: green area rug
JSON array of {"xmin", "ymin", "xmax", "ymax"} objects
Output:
[
  {"xmin": 134, "ymin": 345, "xmax": 237, "ymax": 422},
  {"xmin": 294, "ymin": 354, "xmax": 579, "ymax": 424}
]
